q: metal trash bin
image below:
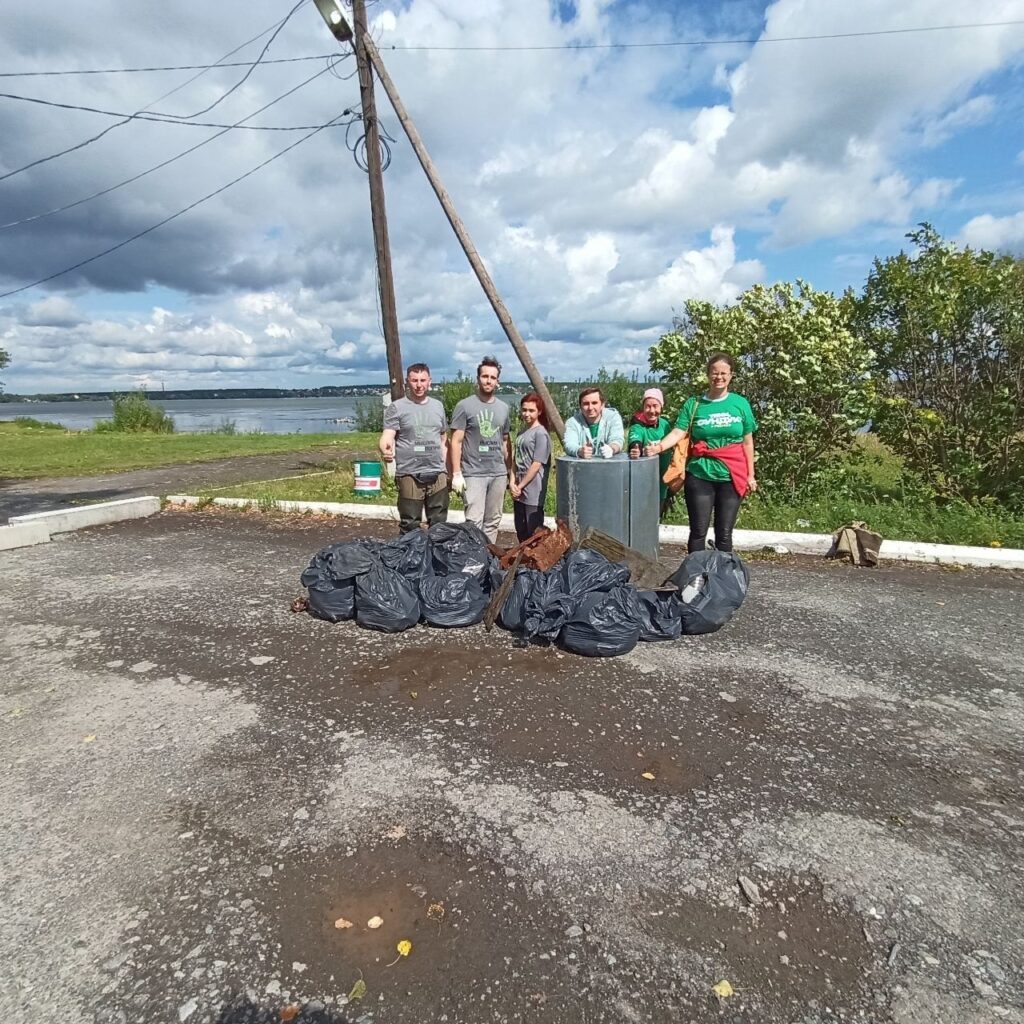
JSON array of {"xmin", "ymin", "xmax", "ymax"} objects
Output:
[{"xmin": 555, "ymin": 454, "xmax": 660, "ymax": 559}]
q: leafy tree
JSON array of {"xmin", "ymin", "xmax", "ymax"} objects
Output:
[
  {"xmin": 649, "ymin": 281, "xmax": 876, "ymax": 493},
  {"xmin": 0, "ymin": 346, "xmax": 9, "ymax": 393},
  {"xmin": 854, "ymin": 225, "xmax": 1024, "ymax": 506}
]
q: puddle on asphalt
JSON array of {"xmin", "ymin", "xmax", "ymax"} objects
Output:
[{"xmin": 646, "ymin": 873, "xmax": 877, "ymax": 1018}]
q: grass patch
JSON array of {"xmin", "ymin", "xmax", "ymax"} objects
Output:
[{"xmin": 0, "ymin": 421, "xmax": 379, "ymax": 479}]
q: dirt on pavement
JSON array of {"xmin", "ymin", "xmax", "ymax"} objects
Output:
[{"xmin": 0, "ymin": 508, "xmax": 1022, "ymax": 1024}]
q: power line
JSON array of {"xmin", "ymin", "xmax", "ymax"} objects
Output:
[
  {"xmin": 0, "ymin": 59, "xmax": 353, "ymax": 232},
  {"xmin": 0, "ymin": 54, "xmax": 338, "ymax": 79},
  {"xmin": 382, "ymin": 19, "xmax": 1024, "ymax": 51},
  {"xmin": 0, "ymin": 111, "xmax": 352, "ymax": 301},
  {"xmin": 0, "ymin": 89, "xmax": 349, "ymax": 131},
  {"xmin": 148, "ymin": 0, "xmax": 308, "ymax": 120},
  {"xmin": 0, "ymin": 12, "xmax": 296, "ymax": 183}
]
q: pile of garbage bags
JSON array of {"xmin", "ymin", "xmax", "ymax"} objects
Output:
[{"xmin": 300, "ymin": 522, "xmax": 750, "ymax": 657}]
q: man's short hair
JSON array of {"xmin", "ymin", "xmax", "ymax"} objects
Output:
[
  {"xmin": 578, "ymin": 386, "xmax": 603, "ymax": 406},
  {"xmin": 477, "ymin": 356, "xmax": 501, "ymax": 378},
  {"xmin": 406, "ymin": 362, "xmax": 430, "ymax": 377}
]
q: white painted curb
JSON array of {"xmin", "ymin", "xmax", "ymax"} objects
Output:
[
  {"xmin": 9, "ymin": 496, "xmax": 161, "ymax": 535},
  {"xmin": 0, "ymin": 521, "xmax": 51, "ymax": 551},
  {"xmin": 165, "ymin": 494, "xmax": 1024, "ymax": 570}
]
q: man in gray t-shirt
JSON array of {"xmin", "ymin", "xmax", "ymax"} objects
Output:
[
  {"xmin": 380, "ymin": 363, "xmax": 449, "ymax": 534},
  {"xmin": 450, "ymin": 357, "xmax": 511, "ymax": 543}
]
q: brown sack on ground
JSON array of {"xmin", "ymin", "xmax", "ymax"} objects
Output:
[{"xmin": 829, "ymin": 521, "xmax": 883, "ymax": 567}]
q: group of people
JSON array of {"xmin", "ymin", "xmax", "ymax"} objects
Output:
[{"xmin": 378, "ymin": 352, "xmax": 757, "ymax": 553}]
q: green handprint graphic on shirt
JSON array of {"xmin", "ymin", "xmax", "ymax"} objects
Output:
[{"xmin": 476, "ymin": 407, "xmax": 498, "ymax": 440}]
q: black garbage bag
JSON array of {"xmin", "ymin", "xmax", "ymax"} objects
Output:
[
  {"xmin": 523, "ymin": 571, "xmax": 577, "ymax": 641},
  {"xmin": 324, "ymin": 538, "xmax": 382, "ymax": 581},
  {"xmin": 306, "ymin": 578, "xmax": 357, "ymax": 623},
  {"xmin": 560, "ymin": 548, "xmax": 631, "ymax": 596},
  {"xmin": 355, "ymin": 566, "xmax": 421, "ymax": 632},
  {"xmin": 668, "ymin": 549, "xmax": 750, "ymax": 635},
  {"xmin": 635, "ymin": 589, "xmax": 683, "ymax": 642},
  {"xmin": 498, "ymin": 568, "xmax": 539, "ymax": 632},
  {"xmin": 418, "ymin": 572, "xmax": 488, "ymax": 628},
  {"xmin": 560, "ymin": 586, "xmax": 642, "ymax": 657},
  {"xmin": 300, "ymin": 541, "xmax": 377, "ymax": 623},
  {"xmin": 428, "ymin": 522, "xmax": 491, "ymax": 583},
  {"xmin": 379, "ymin": 528, "xmax": 430, "ymax": 580}
]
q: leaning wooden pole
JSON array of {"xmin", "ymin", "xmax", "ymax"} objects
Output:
[
  {"xmin": 361, "ymin": 35, "xmax": 566, "ymax": 439},
  {"xmin": 352, "ymin": 0, "xmax": 405, "ymax": 401}
]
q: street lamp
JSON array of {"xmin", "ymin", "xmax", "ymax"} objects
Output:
[{"xmin": 313, "ymin": 0, "xmax": 353, "ymax": 41}]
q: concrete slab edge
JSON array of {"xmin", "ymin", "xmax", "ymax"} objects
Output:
[
  {"xmin": 0, "ymin": 521, "xmax": 51, "ymax": 551},
  {"xmin": 9, "ymin": 496, "xmax": 161, "ymax": 535},
  {"xmin": 164, "ymin": 495, "xmax": 1024, "ymax": 570}
]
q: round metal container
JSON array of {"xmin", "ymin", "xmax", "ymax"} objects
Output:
[{"xmin": 555, "ymin": 454, "xmax": 660, "ymax": 559}]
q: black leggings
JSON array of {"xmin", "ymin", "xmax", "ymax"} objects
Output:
[
  {"xmin": 684, "ymin": 474, "xmax": 742, "ymax": 553},
  {"xmin": 513, "ymin": 502, "xmax": 545, "ymax": 542}
]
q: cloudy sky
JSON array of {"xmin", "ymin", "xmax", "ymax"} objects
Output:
[{"xmin": 1, "ymin": 0, "xmax": 1023, "ymax": 394}]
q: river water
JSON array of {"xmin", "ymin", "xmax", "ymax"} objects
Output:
[
  {"xmin": 0, "ymin": 396, "xmax": 373, "ymax": 434},
  {"xmin": 0, "ymin": 394, "xmax": 523, "ymax": 434}
]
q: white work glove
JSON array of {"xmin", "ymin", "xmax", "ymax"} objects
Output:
[
  {"xmin": 451, "ymin": 472, "xmax": 466, "ymax": 494},
  {"xmin": 599, "ymin": 443, "xmax": 613, "ymax": 459}
]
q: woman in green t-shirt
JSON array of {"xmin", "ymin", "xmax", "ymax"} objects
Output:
[{"xmin": 648, "ymin": 352, "xmax": 758, "ymax": 553}]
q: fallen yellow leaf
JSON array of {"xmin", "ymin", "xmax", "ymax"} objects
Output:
[
  {"xmin": 348, "ymin": 978, "xmax": 367, "ymax": 1001},
  {"xmin": 82, "ymin": 734, "xmax": 97, "ymax": 743},
  {"xmin": 410, "ymin": 691, "xmax": 418, "ymax": 699},
  {"xmin": 641, "ymin": 772, "xmax": 656, "ymax": 780},
  {"xmin": 712, "ymin": 980, "xmax": 734, "ymax": 999},
  {"xmin": 367, "ymin": 915, "xmax": 383, "ymax": 929},
  {"xmin": 386, "ymin": 938, "xmax": 413, "ymax": 966},
  {"xmin": 334, "ymin": 917, "xmax": 354, "ymax": 930}
]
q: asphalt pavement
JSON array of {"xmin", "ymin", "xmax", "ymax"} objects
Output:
[{"xmin": 1, "ymin": 508, "xmax": 1022, "ymax": 1024}]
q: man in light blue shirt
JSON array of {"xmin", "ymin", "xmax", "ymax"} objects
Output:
[{"xmin": 562, "ymin": 386, "xmax": 625, "ymax": 458}]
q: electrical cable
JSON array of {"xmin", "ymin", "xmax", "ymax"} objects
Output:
[
  {"xmin": 0, "ymin": 12, "xmax": 295, "ymax": 183},
  {"xmin": 0, "ymin": 88, "xmax": 350, "ymax": 131},
  {"xmin": 0, "ymin": 54, "xmax": 338, "ymax": 80},
  {"xmin": 0, "ymin": 110, "xmax": 351, "ymax": 300},
  {"xmin": 0, "ymin": 58, "xmax": 353, "ymax": 232},
  {"xmin": 147, "ymin": 0, "xmax": 308, "ymax": 120},
  {"xmin": 380, "ymin": 19, "xmax": 1024, "ymax": 51}
]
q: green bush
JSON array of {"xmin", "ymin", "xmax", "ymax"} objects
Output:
[
  {"xmin": 209, "ymin": 418, "xmax": 238, "ymax": 435},
  {"xmin": 650, "ymin": 280, "xmax": 876, "ymax": 496},
  {"xmin": 353, "ymin": 398, "xmax": 384, "ymax": 433},
  {"xmin": 94, "ymin": 392, "xmax": 175, "ymax": 434},
  {"xmin": 854, "ymin": 225, "xmax": 1024, "ymax": 508},
  {"xmin": 12, "ymin": 416, "xmax": 65, "ymax": 430}
]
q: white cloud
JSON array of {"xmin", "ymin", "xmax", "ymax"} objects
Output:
[{"xmin": 959, "ymin": 210, "xmax": 1024, "ymax": 252}]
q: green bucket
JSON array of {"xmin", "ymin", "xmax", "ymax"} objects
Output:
[{"xmin": 353, "ymin": 460, "xmax": 382, "ymax": 498}]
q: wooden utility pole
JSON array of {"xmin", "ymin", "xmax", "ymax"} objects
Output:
[
  {"xmin": 352, "ymin": 0, "xmax": 404, "ymax": 400},
  {"xmin": 359, "ymin": 35, "xmax": 566, "ymax": 438}
]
